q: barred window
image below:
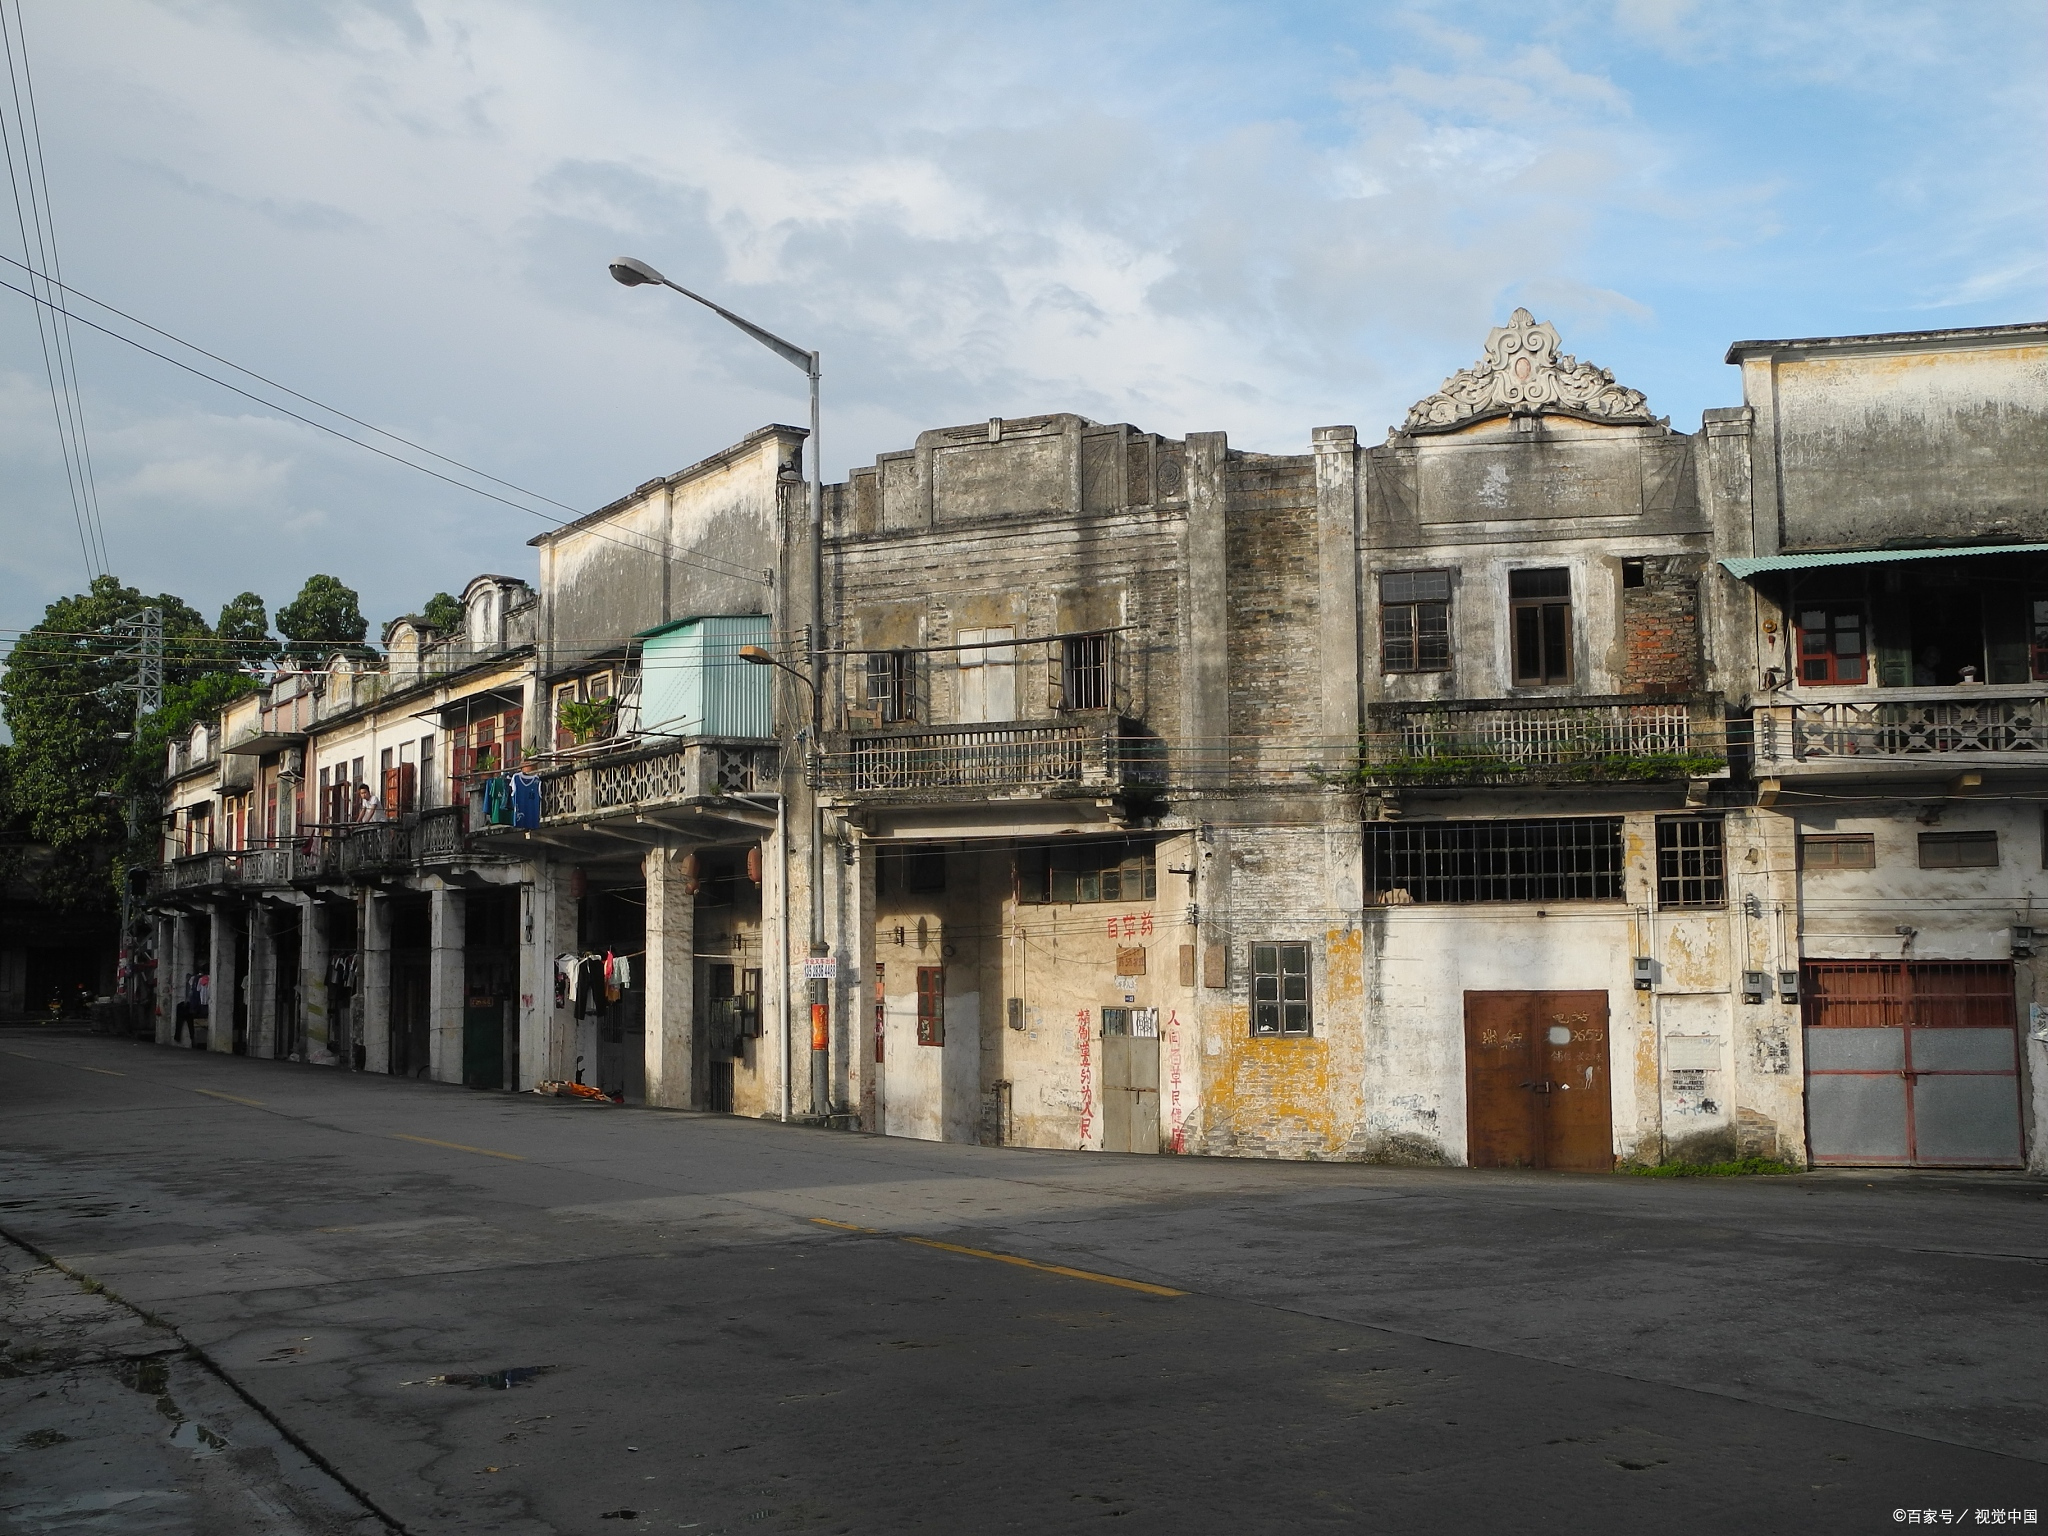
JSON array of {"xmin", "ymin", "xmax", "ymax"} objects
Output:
[
  {"xmin": 1058, "ymin": 633, "xmax": 1113, "ymax": 711},
  {"xmin": 1656, "ymin": 816, "xmax": 1725, "ymax": 908},
  {"xmin": 1380, "ymin": 570, "xmax": 1451, "ymax": 672},
  {"xmin": 1365, "ymin": 818, "xmax": 1623, "ymax": 904},
  {"xmin": 1251, "ymin": 943, "xmax": 1312, "ymax": 1036}
]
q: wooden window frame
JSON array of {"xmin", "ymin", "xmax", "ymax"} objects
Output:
[
  {"xmin": 1509, "ymin": 568, "xmax": 1573, "ymax": 685},
  {"xmin": 866, "ymin": 651, "xmax": 918, "ymax": 724},
  {"xmin": 1655, "ymin": 815, "xmax": 1726, "ymax": 909},
  {"xmin": 1380, "ymin": 570, "xmax": 1452, "ymax": 673},
  {"xmin": 1251, "ymin": 942, "xmax": 1312, "ymax": 1037},
  {"xmin": 916, "ymin": 966, "xmax": 945, "ymax": 1046},
  {"xmin": 1801, "ymin": 834, "xmax": 1876, "ymax": 871},
  {"xmin": 1019, "ymin": 839, "xmax": 1157, "ymax": 905},
  {"xmin": 1918, "ymin": 830, "xmax": 1999, "ymax": 870},
  {"xmin": 1794, "ymin": 601, "xmax": 1869, "ymax": 685}
]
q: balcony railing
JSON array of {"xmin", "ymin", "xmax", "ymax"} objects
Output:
[
  {"xmin": 537, "ymin": 738, "xmax": 778, "ymax": 823},
  {"xmin": 337, "ymin": 822, "xmax": 412, "ymax": 875},
  {"xmin": 414, "ymin": 806, "xmax": 469, "ymax": 861},
  {"xmin": 816, "ymin": 718, "xmax": 1136, "ymax": 794},
  {"xmin": 1757, "ymin": 689, "xmax": 2048, "ymax": 768},
  {"xmin": 1359, "ymin": 697, "xmax": 1726, "ymax": 786}
]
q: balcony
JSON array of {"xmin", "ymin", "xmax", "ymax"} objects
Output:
[
  {"xmin": 1756, "ymin": 688, "xmax": 2048, "ymax": 775},
  {"xmin": 814, "ymin": 717, "xmax": 1145, "ymax": 796},
  {"xmin": 536, "ymin": 737, "xmax": 779, "ymax": 824},
  {"xmin": 1358, "ymin": 697, "xmax": 1729, "ymax": 787}
]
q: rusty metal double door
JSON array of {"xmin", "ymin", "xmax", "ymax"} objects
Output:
[{"xmin": 1464, "ymin": 991, "xmax": 1613, "ymax": 1171}]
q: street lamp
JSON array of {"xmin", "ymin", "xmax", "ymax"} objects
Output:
[{"xmin": 613, "ymin": 259, "xmax": 832, "ymax": 1122}]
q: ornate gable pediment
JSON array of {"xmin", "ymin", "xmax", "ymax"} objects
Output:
[{"xmin": 1403, "ymin": 308, "xmax": 1653, "ymax": 435}]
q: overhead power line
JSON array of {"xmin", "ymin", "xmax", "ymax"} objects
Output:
[
  {"xmin": 0, "ymin": 0, "xmax": 106, "ymax": 581},
  {"xmin": 0, "ymin": 258, "xmax": 773, "ymax": 587}
]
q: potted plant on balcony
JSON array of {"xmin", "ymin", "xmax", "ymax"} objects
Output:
[{"xmin": 558, "ymin": 697, "xmax": 616, "ymax": 746}]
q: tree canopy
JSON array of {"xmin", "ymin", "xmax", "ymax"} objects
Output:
[
  {"xmin": 0, "ymin": 576, "xmax": 231, "ymax": 912},
  {"xmin": 276, "ymin": 574, "xmax": 369, "ymax": 662},
  {"xmin": 421, "ymin": 591, "xmax": 462, "ymax": 633},
  {"xmin": 215, "ymin": 590, "xmax": 275, "ymax": 667}
]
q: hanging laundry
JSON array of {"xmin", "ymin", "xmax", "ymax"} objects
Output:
[
  {"xmin": 603, "ymin": 949, "xmax": 620, "ymax": 1004},
  {"xmin": 481, "ymin": 776, "xmax": 515, "ymax": 827},
  {"xmin": 509, "ymin": 771, "xmax": 542, "ymax": 829},
  {"xmin": 614, "ymin": 954, "xmax": 632, "ymax": 991},
  {"xmin": 554, "ymin": 954, "xmax": 573, "ymax": 1009}
]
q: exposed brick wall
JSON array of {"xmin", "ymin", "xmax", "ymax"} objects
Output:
[
  {"xmin": 1223, "ymin": 455, "xmax": 1319, "ymax": 762},
  {"xmin": 1622, "ymin": 556, "xmax": 1702, "ymax": 693}
]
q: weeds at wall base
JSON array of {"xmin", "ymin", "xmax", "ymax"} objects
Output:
[{"xmin": 1619, "ymin": 1156, "xmax": 1801, "ymax": 1178}]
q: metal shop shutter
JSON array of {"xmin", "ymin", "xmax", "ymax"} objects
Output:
[{"xmin": 1803, "ymin": 961, "xmax": 2024, "ymax": 1168}]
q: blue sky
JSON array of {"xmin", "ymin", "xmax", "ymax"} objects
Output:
[{"xmin": 0, "ymin": 0, "xmax": 2041, "ymax": 649}]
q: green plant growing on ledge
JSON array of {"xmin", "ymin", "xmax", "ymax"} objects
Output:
[
  {"xmin": 557, "ymin": 697, "xmax": 617, "ymax": 745},
  {"xmin": 1351, "ymin": 748, "xmax": 1726, "ymax": 786},
  {"xmin": 1620, "ymin": 1156, "xmax": 1799, "ymax": 1178}
]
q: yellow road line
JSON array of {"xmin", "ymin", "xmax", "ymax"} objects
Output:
[
  {"xmin": 901, "ymin": 1238, "xmax": 1185, "ymax": 1297},
  {"xmin": 193, "ymin": 1087, "xmax": 265, "ymax": 1107},
  {"xmin": 0, "ymin": 1052, "xmax": 124, "ymax": 1078},
  {"xmin": 392, "ymin": 1133, "xmax": 525, "ymax": 1162},
  {"xmin": 808, "ymin": 1218, "xmax": 1184, "ymax": 1296}
]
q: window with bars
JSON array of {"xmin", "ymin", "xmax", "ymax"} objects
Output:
[
  {"xmin": 1365, "ymin": 818, "xmax": 1624, "ymax": 904},
  {"xmin": 1655, "ymin": 816, "xmax": 1726, "ymax": 908},
  {"xmin": 1919, "ymin": 830, "xmax": 1998, "ymax": 869},
  {"xmin": 1380, "ymin": 570, "xmax": 1451, "ymax": 672},
  {"xmin": 1509, "ymin": 568, "xmax": 1572, "ymax": 684},
  {"xmin": 916, "ymin": 966, "xmax": 945, "ymax": 1046},
  {"xmin": 1251, "ymin": 943, "xmax": 1312, "ymax": 1036},
  {"xmin": 1058, "ymin": 633, "xmax": 1112, "ymax": 711},
  {"xmin": 1801, "ymin": 834, "xmax": 1875, "ymax": 871},
  {"xmin": 866, "ymin": 652, "xmax": 919, "ymax": 724}
]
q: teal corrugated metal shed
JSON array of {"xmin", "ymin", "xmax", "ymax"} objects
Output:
[
  {"xmin": 636, "ymin": 615, "xmax": 773, "ymax": 739},
  {"xmin": 1720, "ymin": 543, "xmax": 2048, "ymax": 579}
]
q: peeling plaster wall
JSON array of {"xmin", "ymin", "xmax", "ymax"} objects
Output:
[{"xmin": 1740, "ymin": 338, "xmax": 2048, "ymax": 552}]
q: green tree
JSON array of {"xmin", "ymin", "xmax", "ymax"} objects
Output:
[
  {"xmin": 215, "ymin": 590, "xmax": 275, "ymax": 667},
  {"xmin": 420, "ymin": 591, "xmax": 462, "ymax": 633},
  {"xmin": 0, "ymin": 576, "xmax": 223, "ymax": 913},
  {"xmin": 275, "ymin": 574, "xmax": 369, "ymax": 662}
]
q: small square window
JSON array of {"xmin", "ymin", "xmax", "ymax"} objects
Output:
[
  {"xmin": 1801, "ymin": 834, "xmax": 1875, "ymax": 871},
  {"xmin": 1656, "ymin": 817, "xmax": 1726, "ymax": 908},
  {"xmin": 1918, "ymin": 830, "xmax": 1998, "ymax": 869},
  {"xmin": 1250, "ymin": 942, "xmax": 1312, "ymax": 1036}
]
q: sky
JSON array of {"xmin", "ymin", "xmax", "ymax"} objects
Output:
[{"xmin": 0, "ymin": 0, "xmax": 2042, "ymax": 656}]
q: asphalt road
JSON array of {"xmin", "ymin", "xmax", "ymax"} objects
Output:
[{"xmin": 2, "ymin": 1025, "xmax": 2046, "ymax": 1535}]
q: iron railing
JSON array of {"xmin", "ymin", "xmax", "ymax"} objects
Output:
[
  {"xmin": 1360, "ymin": 697, "xmax": 1724, "ymax": 785},
  {"xmin": 817, "ymin": 719, "xmax": 1127, "ymax": 793}
]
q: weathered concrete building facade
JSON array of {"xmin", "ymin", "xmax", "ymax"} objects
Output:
[{"xmin": 144, "ymin": 313, "xmax": 2048, "ymax": 1174}]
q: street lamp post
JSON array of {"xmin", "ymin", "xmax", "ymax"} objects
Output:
[{"xmin": 611, "ymin": 258, "xmax": 833, "ymax": 1122}]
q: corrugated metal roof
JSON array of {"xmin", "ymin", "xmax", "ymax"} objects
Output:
[{"xmin": 1720, "ymin": 544, "xmax": 2048, "ymax": 579}]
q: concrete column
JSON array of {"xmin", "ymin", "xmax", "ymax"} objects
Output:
[
  {"xmin": 153, "ymin": 916, "xmax": 177, "ymax": 1045},
  {"xmin": 546, "ymin": 861, "xmax": 579, "ymax": 1083},
  {"xmin": 1181, "ymin": 431, "xmax": 1230, "ymax": 788},
  {"xmin": 846, "ymin": 837, "xmax": 879, "ymax": 1131},
  {"xmin": 643, "ymin": 845, "xmax": 695, "ymax": 1109},
  {"xmin": 248, "ymin": 905, "xmax": 280, "ymax": 1060},
  {"xmin": 1311, "ymin": 425, "xmax": 1361, "ymax": 760},
  {"xmin": 207, "ymin": 902, "xmax": 238, "ymax": 1054},
  {"xmin": 515, "ymin": 870, "xmax": 546, "ymax": 1091},
  {"xmin": 301, "ymin": 896, "xmax": 332, "ymax": 1065},
  {"xmin": 360, "ymin": 891, "xmax": 393, "ymax": 1074},
  {"xmin": 429, "ymin": 885, "xmax": 466, "ymax": 1085}
]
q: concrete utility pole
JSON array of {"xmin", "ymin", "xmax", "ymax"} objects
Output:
[{"xmin": 609, "ymin": 257, "xmax": 834, "ymax": 1122}]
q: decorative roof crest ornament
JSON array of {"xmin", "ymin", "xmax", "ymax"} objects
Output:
[{"xmin": 1402, "ymin": 308, "xmax": 1654, "ymax": 435}]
